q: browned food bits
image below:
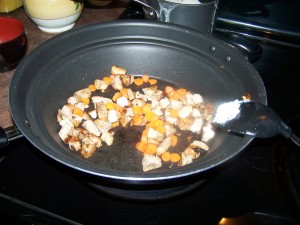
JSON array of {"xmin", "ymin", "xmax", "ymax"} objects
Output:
[{"xmin": 57, "ymin": 66, "xmax": 215, "ymax": 172}]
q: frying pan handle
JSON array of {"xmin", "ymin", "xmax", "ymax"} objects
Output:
[
  {"xmin": 0, "ymin": 126, "xmax": 23, "ymax": 148},
  {"xmin": 213, "ymin": 31, "xmax": 263, "ymax": 63},
  {"xmin": 0, "ymin": 127, "xmax": 8, "ymax": 148}
]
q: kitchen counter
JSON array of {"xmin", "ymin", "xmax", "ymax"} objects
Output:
[{"xmin": 0, "ymin": 1, "xmax": 128, "ymax": 129}]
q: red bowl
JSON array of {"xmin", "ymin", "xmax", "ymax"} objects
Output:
[{"xmin": 0, "ymin": 17, "xmax": 27, "ymax": 72}]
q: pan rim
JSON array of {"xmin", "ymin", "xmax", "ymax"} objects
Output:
[{"xmin": 9, "ymin": 20, "xmax": 266, "ymax": 184}]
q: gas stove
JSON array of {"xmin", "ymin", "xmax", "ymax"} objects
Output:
[{"xmin": 1, "ymin": 0, "xmax": 300, "ymax": 224}]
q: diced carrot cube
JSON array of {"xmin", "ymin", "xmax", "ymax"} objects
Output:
[
  {"xmin": 88, "ymin": 84, "xmax": 97, "ymax": 91},
  {"xmin": 103, "ymin": 76, "xmax": 112, "ymax": 85},
  {"xmin": 145, "ymin": 143, "xmax": 157, "ymax": 155},
  {"xmin": 105, "ymin": 102, "xmax": 116, "ymax": 110},
  {"xmin": 170, "ymin": 135, "xmax": 178, "ymax": 147},
  {"xmin": 136, "ymin": 141, "xmax": 147, "ymax": 153},
  {"xmin": 80, "ymin": 97, "xmax": 90, "ymax": 105},
  {"xmin": 112, "ymin": 92, "xmax": 121, "ymax": 102},
  {"xmin": 73, "ymin": 107, "xmax": 84, "ymax": 117},
  {"xmin": 133, "ymin": 78, "xmax": 143, "ymax": 86},
  {"xmin": 149, "ymin": 79, "xmax": 157, "ymax": 85},
  {"xmin": 170, "ymin": 153, "xmax": 181, "ymax": 163},
  {"xmin": 161, "ymin": 152, "xmax": 171, "ymax": 162},
  {"xmin": 132, "ymin": 105, "xmax": 141, "ymax": 115}
]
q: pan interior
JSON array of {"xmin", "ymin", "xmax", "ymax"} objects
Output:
[{"xmin": 10, "ymin": 21, "xmax": 266, "ymax": 181}]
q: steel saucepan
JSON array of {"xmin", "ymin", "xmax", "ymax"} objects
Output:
[{"xmin": 1, "ymin": 20, "xmax": 267, "ymax": 185}]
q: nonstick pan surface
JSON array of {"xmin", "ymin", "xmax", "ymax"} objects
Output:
[{"xmin": 9, "ymin": 20, "xmax": 267, "ymax": 184}]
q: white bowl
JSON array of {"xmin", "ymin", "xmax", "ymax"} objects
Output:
[{"xmin": 29, "ymin": 11, "xmax": 82, "ymax": 33}]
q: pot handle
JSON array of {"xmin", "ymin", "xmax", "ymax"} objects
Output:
[
  {"xmin": 0, "ymin": 126, "xmax": 23, "ymax": 148},
  {"xmin": 213, "ymin": 31, "xmax": 263, "ymax": 63}
]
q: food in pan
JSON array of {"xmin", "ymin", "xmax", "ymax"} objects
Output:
[{"xmin": 57, "ymin": 66, "xmax": 215, "ymax": 172}]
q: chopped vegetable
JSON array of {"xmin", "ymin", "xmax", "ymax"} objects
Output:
[
  {"xmin": 57, "ymin": 65, "xmax": 216, "ymax": 172},
  {"xmin": 170, "ymin": 153, "xmax": 181, "ymax": 163}
]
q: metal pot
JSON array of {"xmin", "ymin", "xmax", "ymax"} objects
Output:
[
  {"xmin": 131, "ymin": 0, "xmax": 219, "ymax": 33},
  {"xmin": 0, "ymin": 20, "xmax": 267, "ymax": 185}
]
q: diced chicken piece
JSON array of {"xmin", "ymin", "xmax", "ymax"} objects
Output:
[
  {"xmin": 192, "ymin": 108, "xmax": 201, "ymax": 118},
  {"xmin": 59, "ymin": 127, "xmax": 71, "ymax": 142},
  {"xmin": 82, "ymin": 134, "xmax": 102, "ymax": 148},
  {"xmin": 82, "ymin": 112, "xmax": 92, "ymax": 121},
  {"xmin": 96, "ymin": 102, "xmax": 108, "ymax": 121},
  {"xmin": 117, "ymin": 96, "xmax": 129, "ymax": 107},
  {"xmin": 67, "ymin": 96, "xmax": 78, "ymax": 105},
  {"xmin": 92, "ymin": 96, "xmax": 112, "ymax": 105},
  {"xmin": 190, "ymin": 140, "xmax": 209, "ymax": 151},
  {"xmin": 135, "ymin": 91, "xmax": 148, "ymax": 101},
  {"xmin": 58, "ymin": 119, "xmax": 74, "ymax": 142},
  {"xmin": 201, "ymin": 124, "xmax": 215, "ymax": 142},
  {"xmin": 74, "ymin": 88, "xmax": 91, "ymax": 99},
  {"xmin": 184, "ymin": 146, "xmax": 200, "ymax": 159},
  {"xmin": 152, "ymin": 90, "xmax": 163, "ymax": 101},
  {"xmin": 88, "ymin": 110, "xmax": 97, "ymax": 119},
  {"xmin": 165, "ymin": 115, "xmax": 178, "ymax": 125},
  {"xmin": 67, "ymin": 137, "xmax": 81, "ymax": 151},
  {"xmin": 142, "ymin": 86, "xmax": 159, "ymax": 101},
  {"xmin": 156, "ymin": 137, "xmax": 172, "ymax": 155},
  {"xmin": 159, "ymin": 97, "xmax": 170, "ymax": 109},
  {"xmin": 142, "ymin": 154, "xmax": 162, "ymax": 172},
  {"xmin": 111, "ymin": 75, "xmax": 123, "ymax": 90},
  {"xmin": 181, "ymin": 151, "xmax": 193, "ymax": 166},
  {"xmin": 82, "ymin": 120, "xmax": 101, "ymax": 136},
  {"xmin": 189, "ymin": 117, "xmax": 203, "ymax": 134},
  {"xmin": 151, "ymin": 99, "xmax": 159, "ymax": 108},
  {"xmin": 101, "ymin": 131, "xmax": 114, "ymax": 146},
  {"xmin": 131, "ymin": 98, "xmax": 146, "ymax": 107},
  {"xmin": 127, "ymin": 88, "xmax": 135, "ymax": 100},
  {"xmin": 147, "ymin": 138, "xmax": 160, "ymax": 146},
  {"xmin": 94, "ymin": 79, "xmax": 108, "ymax": 92},
  {"xmin": 121, "ymin": 75, "xmax": 134, "ymax": 86},
  {"xmin": 177, "ymin": 118, "xmax": 192, "ymax": 131},
  {"xmin": 111, "ymin": 65, "xmax": 126, "ymax": 75},
  {"xmin": 120, "ymin": 115, "xmax": 132, "ymax": 127},
  {"xmin": 147, "ymin": 127, "xmax": 164, "ymax": 142},
  {"xmin": 152, "ymin": 105, "xmax": 164, "ymax": 116},
  {"xmin": 107, "ymin": 110, "xmax": 119, "ymax": 123},
  {"xmin": 164, "ymin": 124, "xmax": 176, "ymax": 137},
  {"xmin": 192, "ymin": 94, "xmax": 203, "ymax": 105},
  {"xmin": 70, "ymin": 115, "xmax": 83, "ymax": 127},
  {"xmin": 184, "ymin": 93, "xmax": 194, "ymax": 106},
  {"xmin": 170, "ymin": 100, "xmax": 183, "ymax": 110},
  {"xmin": 181, "ymin": 147, "xmax": 200, "ymax": 166},
  {"xmin": 72, "ymin": 127, "xmax": 86, "ymax": 139},
  {"xmin": 81, "ymin": 144, "xmax": 96, "ymax": 158},
  {"xmin": 94, "ymin": 119, "xmax": 112, "ymax": 133},
  {"xmin": 120, "ymin": 108, "xmax": 133, "ymax": 127},
  {"xmin": 124, "ymin": 107, "xmax": 134, "ymax": 117},
  {"xmin": 58, "ymin": 105, "xmax": 73, "ymax": 120},
  {"xmin": 178, "ymin": 106, "xmax": 192, "ymax": 119},
  {"xmin": 69, "ymin": 141, "xmax": 81, "ymax": 151},
  {"xmin": 59, "ymin": 118, "xmax": 74, "ymax": 128},
  {"xmin": 74, "ymin": 102, "xmax": 87, "ymax": 111},
  {"xmin": 142, "ymin": 85, "xmax": 157, "ymax": 94}
]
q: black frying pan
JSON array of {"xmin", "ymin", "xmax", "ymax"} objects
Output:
[{"xmin": 2, "ymin": 20, "xmax": 267, "ymax": 185}]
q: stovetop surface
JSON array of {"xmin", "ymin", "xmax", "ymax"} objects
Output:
[
  {"xmin": 0, "ymin": 136, "xmax": 298, "ymax": 225},
  {"xmin": 1, "ymin": 0, "xmax": 300, "ymax": 224}
]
